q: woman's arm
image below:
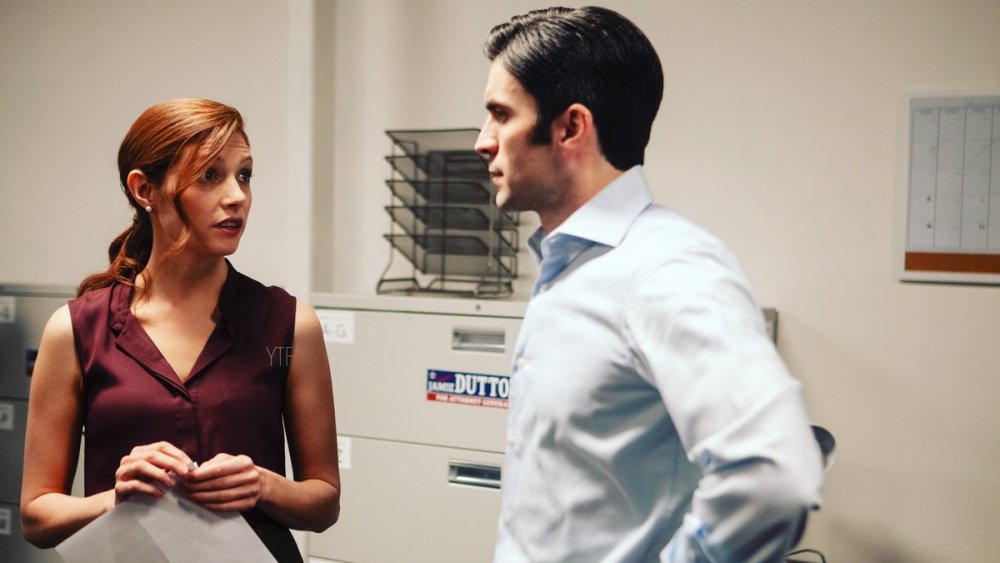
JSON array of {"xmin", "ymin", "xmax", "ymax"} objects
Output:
[
  {"xmin": 185, "ymin": 299, "xmax": 341, "ymax": 531},
  {"xmin": 21, "ymin": 306, "xmax": 198, "ymax": 547},
  {"xmin": 20, "ymin": 305, "xmax": 111, "ymax": 547}
]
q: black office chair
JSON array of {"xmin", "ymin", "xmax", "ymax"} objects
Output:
[
  {"xmin": 785, "ymin": 425, "xmax": 836, "ymax": 562},
  {"xmin": 811, "ymin": 425, "xmax": 836, "ymax": 471}
]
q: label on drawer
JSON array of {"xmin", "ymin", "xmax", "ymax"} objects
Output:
[
  {"xmin": 0, "ymin": 403, "xmax": 14, "ymax": 431},
  {"xmin": 0, "ymin": 506, "xmax": 10, "ymax": 535},
  {"xmin": 337, "ymin": 436, "xmax": 351, "ymax": 470},
  {"xmin": 0, "ymin": 296, "xmax": 14, "ymax": 323},
  {"xmin": 426, "ymin": 370, "xmax": 510, "ymax": 409},
  {"xmin": 316, "ymin": 310, "xmax": 354, "ymax": 344}
]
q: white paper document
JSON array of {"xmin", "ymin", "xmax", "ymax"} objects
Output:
[{"xmin": 56, "ymin": 488, "xmax": 277, "ymax": 563}]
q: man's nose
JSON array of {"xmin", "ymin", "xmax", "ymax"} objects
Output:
[{"xmin": 474, "ymin": 125, "xmax": 497, "ymax": 158}]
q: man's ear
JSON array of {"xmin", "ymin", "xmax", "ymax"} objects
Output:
[
  {"xmin": 126, "ymin": 170, "xmax": 154, "ymax": 209},
  {"xmin": 552, "ymin": 103, "xmax": 595, "ymax": 150}
]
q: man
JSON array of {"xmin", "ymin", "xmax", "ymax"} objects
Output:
[{"xmin": 474, "ymin": 7, "xmax": 824, "ymax": 562}]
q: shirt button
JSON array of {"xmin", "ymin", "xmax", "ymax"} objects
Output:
[
  {"xmin": 507, "ymin": 433, "xmax": 517, "ymax": 447},
  {"xmin": 515, "ymin": 357, "xmax": 527, "ymax": 369},
  {"xmin": 538, "ymin": 283, "xmax": 550, "ymax": 293}
]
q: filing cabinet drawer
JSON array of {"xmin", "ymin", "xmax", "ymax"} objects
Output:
[
  {"xmin": 0, "ymin": 399, "xmax": 28, "ymax": 503},
  {"xmin": 0, "ymin": 500, "xmax": 66, "ymax": 563},
  {"xmin": 0, "ymin": 289, "xmax": 73, "ymax": 400},
  {"xmin": 0, "ymin": 400, "xmax": 85, "ymax": 505},
  {"xmin": 308, "ymin": 436, "xmax": 503, "ymax": 563},
  {"xmin": 316, "ymin": 296, "xmax": 524, "ymax": 453}
]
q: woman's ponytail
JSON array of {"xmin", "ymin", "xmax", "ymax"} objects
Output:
[{"xmin": 76, "ymin": 207, "xmax": 153, "ymax": 297}]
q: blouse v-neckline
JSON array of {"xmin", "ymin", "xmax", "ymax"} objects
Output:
[{"xmin": 108, "ymin": 263, "xmax": 238, "ymax": 395}]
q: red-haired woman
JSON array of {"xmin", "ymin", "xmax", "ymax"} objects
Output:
[{"xmin": 20, "ymin": 98, "xmax": 340, "ymax": 562}]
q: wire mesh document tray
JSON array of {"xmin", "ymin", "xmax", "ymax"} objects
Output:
[
  {"xmin": 378, "ymin": 129, "xmax": 519, "ymax": 297},
  {"xmin": 385, "ymin": 178, "xmax": 492, "ymax": 206},
  {"xmin": 385, "ymin": 152, "xmax": 488, "ymax": 180},
  {"xmin": 385, "ymin": 205, "xmax": 518, "ymax": 233},
  {"xmin": 383, "ymin": 234, "xmax": 516, "ymax": 278}
]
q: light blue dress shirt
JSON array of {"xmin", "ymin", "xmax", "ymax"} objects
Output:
[{"xmin": 494, "ymin": 166, "xmax": 823, "ymax": 562}]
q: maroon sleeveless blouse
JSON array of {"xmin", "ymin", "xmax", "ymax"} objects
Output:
[
  {"xmin": 68, "ymin": 263, "xmax": 302, "ymax": 561},
  {"xmin": 68, "ymin": 263, "xmax": 296, "ymax": 493}
]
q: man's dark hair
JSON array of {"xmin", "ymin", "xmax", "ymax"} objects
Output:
[{"xmin": 484, "ymin": 6, "xmax": 663, "ymax": 170}]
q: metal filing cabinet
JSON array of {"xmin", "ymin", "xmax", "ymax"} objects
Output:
[
  {"xmin": 308, "ymin": 294, "xmax": 525, "ymax": 563},
  {"xmin": 0, "ymin": 284, "xmax": 83, "ymax": 562}
]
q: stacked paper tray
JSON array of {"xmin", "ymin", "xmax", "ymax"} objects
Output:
[
  {"xmin": 380, "ymin": 129, "xmax": 520, "ymax": 295},
  {"xmin": 385, "ymin": 177, "xmax": 492, "ymax": 206},
  {"xmin": 384, "ymin": 234, "xmax": 516, "ymax": 278},
  {"xmin": 385, "ymin": 205, "xmax": 518, "ymax": 235}
]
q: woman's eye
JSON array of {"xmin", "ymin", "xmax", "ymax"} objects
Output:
[
  {"xmin": 238, "ymin": 169, "xmax": 253, "ymax": 183},
  {"xmin": 202, "ymin": 168, "xmax": 218, "ymax": 182}
]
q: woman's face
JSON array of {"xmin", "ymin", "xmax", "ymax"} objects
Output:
[{"xmin": 156, "ymin": 134, "xmax": 253, "ymax": 258}]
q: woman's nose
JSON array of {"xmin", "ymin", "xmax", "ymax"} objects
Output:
[{"xmin": 223, "ymin": 177, "xmax": 247, "ymax": 207}]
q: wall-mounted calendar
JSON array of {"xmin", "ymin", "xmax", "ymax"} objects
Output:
[{"xmin": 902, "ymin": 95, "xmax": 1000, "ymax": 284}]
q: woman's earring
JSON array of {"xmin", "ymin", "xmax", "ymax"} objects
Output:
[{"xmin": 145, "ymin": 205, "xmax": 152, "ymax": 213}]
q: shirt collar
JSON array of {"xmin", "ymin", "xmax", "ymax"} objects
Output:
[{"xmin": 528, "ymin": 165, "xmax": 652, "ymax": 262}]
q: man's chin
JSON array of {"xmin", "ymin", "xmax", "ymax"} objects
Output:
[{"xmin": 494, "ymin": 190, "xmax": 510, "ymax": 210}]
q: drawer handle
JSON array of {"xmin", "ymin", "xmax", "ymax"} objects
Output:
[
  {"xmin": 452, "ymin": 327, "xmax": 505, "ymax": 353},
  {"xmin": 448, "ymin": 461, "xmax": 501, "ymax": 489}
]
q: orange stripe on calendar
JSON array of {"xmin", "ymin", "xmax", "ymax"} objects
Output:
[{"xmin": 904, "ymin": 252, "xmax": 1000, "ymax": 274}]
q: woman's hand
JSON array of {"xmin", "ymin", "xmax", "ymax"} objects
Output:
[
  {"xmin": 182, "ymin": 453, "xmax": 264, "ymax": 512},
  {"xmin": 114, "ymin": 441, "xmax": 194, "ymax": 504}
]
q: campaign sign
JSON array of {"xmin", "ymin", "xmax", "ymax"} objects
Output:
[{"xmin": 426, "ymin": 369, "xmax": 509, "ymax": 409}]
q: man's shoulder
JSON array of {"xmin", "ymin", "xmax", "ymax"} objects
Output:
[
  {"xmin": 623, "ymin": 204, "xmax": 728, "ymax": 256},
  {"xmin": 614, "ymin": 203, "xmax": 749, "ymax": 289}
]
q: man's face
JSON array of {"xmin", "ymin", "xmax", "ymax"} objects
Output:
[{"xmin": 475, "ymin": 61, "xmax": 567, "ymax": 216}]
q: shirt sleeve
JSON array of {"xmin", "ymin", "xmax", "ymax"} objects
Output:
[{"xmin": 624, "ymin": 249, "xmax": 824, "ymax": 562}]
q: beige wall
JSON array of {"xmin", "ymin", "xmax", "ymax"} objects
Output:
[
  {"xmin": 0, "ymin": 0, "xmax": 314, "ymax": 298},
  {"xmin": 325, "ymin": 1, "xmax": 1000, "ymax": 561},
  {"xmin": 3, "ymin": 1, "xmax": 999, "ymax": 561},
  {"xmin": 0, "ymin": 0, "xmax": 314, "ymax": 554}
]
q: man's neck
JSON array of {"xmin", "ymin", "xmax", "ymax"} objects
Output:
[{"xmin": 539, "ymin": 159, "xmax": 625, "ymax": 232}]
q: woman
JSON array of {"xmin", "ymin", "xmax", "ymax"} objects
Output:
[{"xmin": 20, "ymin": 98, "xmax": 340, "ymax": 562}]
